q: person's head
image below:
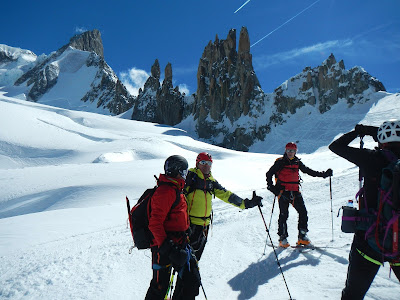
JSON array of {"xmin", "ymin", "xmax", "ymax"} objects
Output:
[
  {"xmin": 377, "ymin": 119, "xmax": 400, "ymax": 155},
  {"xmin": 164, "ymin": 155, "xmax": 188, "ymax": 179},
  {"xmin": 285, "ymin": 142, "xmax": 297, "ymax": 159},
  {"xmin": 196, "ymin": 152, "xmax": 213, "ymax": 175}
]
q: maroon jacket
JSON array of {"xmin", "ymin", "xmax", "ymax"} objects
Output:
[
  {"xmin": 148, "ymin": 174, "xmax": 189, "ymax": 247},
  {"xmin": 266, "ymin": 154, "xmax": 326, "ymax": 192}
]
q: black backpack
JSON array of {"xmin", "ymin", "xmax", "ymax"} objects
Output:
[
  {"xmin": 341, "ymin": 151, "xmax": 400, "ymax": 259},
  {"xmin": 126, "ymin": 180, "xmax": 181, "ymax": 250}
]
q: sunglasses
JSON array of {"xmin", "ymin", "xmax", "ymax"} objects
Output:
[
  {"xmin": 199, "ymin": 160, "xmax": 212, "ymax": 166},
  {"xmin": 286, "ymin": 149, "xmax": 296, "ymax": 153}
]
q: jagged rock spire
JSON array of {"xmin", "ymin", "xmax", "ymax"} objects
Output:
[{"xmin": 131, "ymin": 60, "xmax": 183, "ymax": 126}]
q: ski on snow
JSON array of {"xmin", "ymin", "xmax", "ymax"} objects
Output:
[{"xmin": 265, "ymin": 242, "xmax": 349, "ymax": 251}]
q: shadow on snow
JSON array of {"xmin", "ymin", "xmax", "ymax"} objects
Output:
[{"xmin": 228, "ymin": 246, "xmax": 347, "ymax": 300}]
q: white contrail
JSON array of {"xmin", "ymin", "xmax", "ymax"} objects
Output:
[
  {"xmin": 234, "ymin": 0, "xmax": 251, "ymax": 14},
  {"xmin": 251, "ymin": 0, "xmax": 321, "ymax": 48}
]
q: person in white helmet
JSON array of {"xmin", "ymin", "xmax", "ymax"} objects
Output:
[{"xmin": 329, "ymin": 120, "xmax": 400, "ymax": 299}]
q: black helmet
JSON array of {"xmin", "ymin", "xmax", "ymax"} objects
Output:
[{"xmin": 164, "ymin": 155, "xmax": 188, "ymax": 179}]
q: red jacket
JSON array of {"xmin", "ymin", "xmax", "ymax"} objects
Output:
[
  {"xmin": 266, "ymin": 154, "xmax": 326, "ymax": 192},
  {"xmin": 148, "ymin": 174, "xmax": 189, "ymax": 247}
]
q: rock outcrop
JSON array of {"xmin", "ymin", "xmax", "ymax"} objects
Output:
[
  {"xmin": 190, "ymin": 26, "xmax": 265, "ymax": 150},
  {"xmin": 273, "ymin": 53, "xmax": 386, "ymax": 116},
  {"xmin": 131, "ymin": 59, "xmax": 184, "ymax": 126},
  {"xmin": 69, "ymin": 29, "xmax": 104, "ymax": 58}
]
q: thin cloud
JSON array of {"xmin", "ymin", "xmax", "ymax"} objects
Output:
[
  {"xmin": 178, "ymin": 84, "xmax": 190, "ymax": 95},
  {"xmin": 120, "ymin": 67, "xmax": 149, "ymax": 96},
  {"xmin": 254, "ymin": 39, "xmax": 353, "ymax": 69},
  {"xmin": 74, "ymin": 27, "xmax": 87, "ymax": 34}
]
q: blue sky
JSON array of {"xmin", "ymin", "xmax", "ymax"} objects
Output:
[{"xmin": 1, "ymin": 0, "xmax": 399, "ymax": 95}]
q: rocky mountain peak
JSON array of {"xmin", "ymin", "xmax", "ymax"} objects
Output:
[
  {"xmin": 238, "ymin": 26, "xmax": 250, "ymax": 55},
  {"xmin": 274, "ymin": 53, "xmax": 386, "ymax": 116},
  {"xmin": 10, "ymin": 30, "xmax": 132, "ymax": 114},
  {"xmin": 68, "ymin": 29, "xmax": 104, "ymax": 58},
  {"xmin": 131, "ymin": 60, "xmax": 183, "ymax": 126},
  {"xmin": 164, "ymin": 62, "xmax": 172, "ymax": 82},
  {"xmin": 151, "ymin": 59, "xmax": 161, "ymax": 80},
  {"xmin": 191, "ymin": 27, "xmax": 264, "ymax": 150},
  {"xmin": 323, "ymin": 53, "xmax": 337, "ymax": 68}
]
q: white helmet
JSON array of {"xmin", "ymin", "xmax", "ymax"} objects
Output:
[{"xmin": 377, "ymin": 119, "xmax": 400, "ymax": 143}]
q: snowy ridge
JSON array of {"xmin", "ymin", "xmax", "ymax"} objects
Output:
[{"xmin": 1, "ymin": 91, "xmax": 399, "ymax": 299}]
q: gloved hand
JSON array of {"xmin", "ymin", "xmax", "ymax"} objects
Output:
[
  {"xmin": 267, "ymin": 185, "xmax": 281, "ymax": 196},
  {"xmin": 169, "ymin": 246, "xmax": 188, "ymax": 269},
  {"xmin": 244, "ymin": 191, "xmax": 263, "ymax": 208},
  {"xmin": 323, "ymin": 168, "xmax": 333, "ymax": 178},
  {"xmin": 159, "ymin": 240, "xmax": 188, "ymax": 270},
  {"xmin": 354, "ymin": 124, "xmax": 378, "ymax": 141}
]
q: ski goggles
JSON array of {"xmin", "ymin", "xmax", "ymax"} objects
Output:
[
  {"xmin": 286, "ymin": 149, "xmax": 296, "ymax": 153},
  {"xmin": 199, "ymin": 160, "xmax": 212, "ymax": 166}
]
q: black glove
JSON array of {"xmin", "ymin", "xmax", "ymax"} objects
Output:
[
  {"xmin": 169, "ymin": 246, "xmax": 188, "ymax": 269},
  {"xmin": 244, "ymin": 191, "xmax": 263, "ymax": 208},
  {"xmin": 267, "ymin": 185, "xmax": 281, "ymax": 196},
  {"xmin": 354, "ymin": 124, "xmax": 378, "ymax": 141},
  {"xmin": 323, "ymin": 168, "xmax": 333, "ymax": 178},
  {"xmin": 159, "ymin": 240, "xmax": 188, "ymax": 269}
]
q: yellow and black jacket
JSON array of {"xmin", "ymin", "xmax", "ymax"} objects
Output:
[{"xmin": 184, "ymin": 168, "xmax": 245, "ymax": 226}]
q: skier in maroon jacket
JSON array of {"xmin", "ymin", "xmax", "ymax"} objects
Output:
[
  {"xmin": 266, "ymin": 142, "xmax": 332, "ymax": 248},
  {"xmin": 145, "ymin": 155, "xmax": 200, "ymax": 300},
  {"xmin": 329, "ymin": 120, "xmax": 400, "ymax": 299}
]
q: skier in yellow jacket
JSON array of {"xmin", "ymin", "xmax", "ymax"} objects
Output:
[{"xmin": 185, "ymin": 152, "xmax": 262, "ymax": 260}]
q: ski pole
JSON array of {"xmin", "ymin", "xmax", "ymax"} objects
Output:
[
  {"xmin": 263, "ymin": 195, "xmax": 277, "ymax": 255},
  {"xmin": 268, "ymin": 195, "xmax": 277, "ymax": 229},
  {"xmin": 164, "ymin": 270, "xmax": 175, "ymax": 300},
  {"xmin": 329, "ymin": 176, "xmax": 334, "ymax": 242},
  {"xmin": 189, "ymin": 248, "xmax": 208, "ymax": 300},
  {"xmin": 258, "ymin": 205, "xmax": 294, "ymax": 300}
]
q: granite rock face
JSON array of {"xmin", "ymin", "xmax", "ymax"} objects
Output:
[
  {"xmin": 131, "ymin": 59, "xmax": 184, "ymax": 126},
  {"xmin": 192, "ymin": 27, "xmax": 265, "ymax": 150},
  {"xmin": 130, "ymin": 27, "xmax": 266, "ymax": 151}
]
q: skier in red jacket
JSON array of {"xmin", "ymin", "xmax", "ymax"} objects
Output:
[
  {"xmin": 145, "ymin": 155, "xmax": 200, "ymax": 300},
  {"xmin": 266, "ymin": 142, "xmax": 332, "ymax": 248}
]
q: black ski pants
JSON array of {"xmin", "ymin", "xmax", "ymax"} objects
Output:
[
  {"xmin": 145, "ymin": 247, "xmax": 200, "ymax": 300},
  {"xmin": 341, "ymin": 236, "xmax": 400, "ymax": 299},
  {"xmin": 145, "ymin": 247, "xmax": 173, "ymax": 300},
  {"xmin": 277, "ymin": 191, "xmax": 308, "ymax": 239},
  {"xmin": 189, "ymin": 223, "xmax": 209, "ymax": 261}
]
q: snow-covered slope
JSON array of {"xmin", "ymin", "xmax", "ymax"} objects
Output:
[{"xmin": 0, "ymin": 91, "xmax": 399, "ymax": 299}]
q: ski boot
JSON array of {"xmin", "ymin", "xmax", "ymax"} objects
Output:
[
  {"xmin": 297, "ymin": 230, "xmax": 311, "ymax": 246},
  {"xmin": 279, "ymin": 236, "xmax": 290, "ymax": 248}
]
